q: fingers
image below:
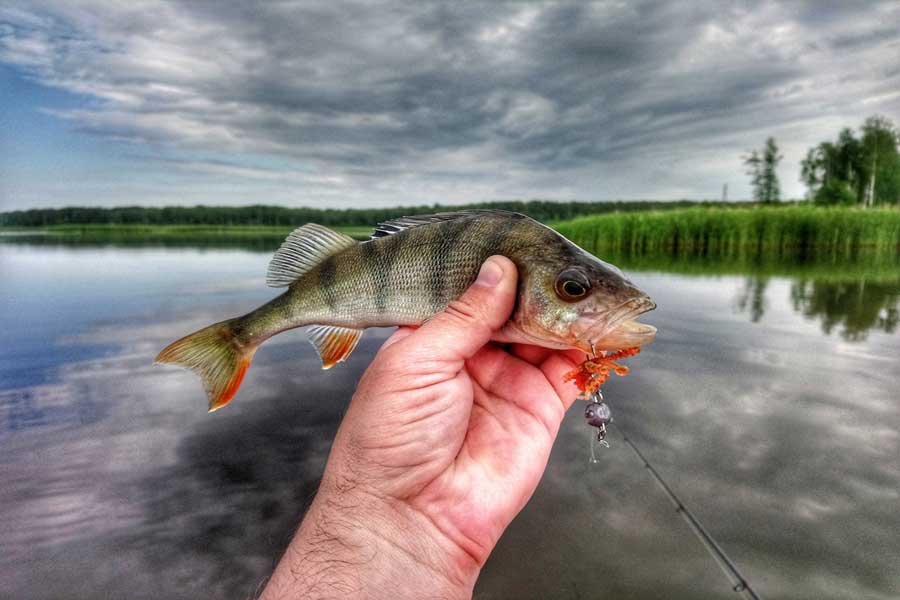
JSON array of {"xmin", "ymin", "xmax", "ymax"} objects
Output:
[
  {"xmin": 539, "ymin": 353, "xmax": 583, "ymax": 411},
  {"xmin": 560, "ymin": 348, "xmax": 589, "ymax": 365},
  {"xmin": 498, "ymin": 344, "xmax": 587, "ymax": 412},
  {"xmin": 466, "ymin": 345, "xmax": 566, "ymax": 430},
  {"xmin": 411, "ymin": 256, "xmax": 518, "ymax": 362},
  {"xmin": 511, "ymin": 345, "xmax": 586, "ymax": 368},
  {"xmin": 467, "ymin": 344, "xmax": 584, "ymax": 431},
  {"xmin": 380, "ymin": 326, "xmax": 416, "ymax": 350},
  {"xmin": 510, "ymin": 344, "xmax": 552, "ymax": 365}
]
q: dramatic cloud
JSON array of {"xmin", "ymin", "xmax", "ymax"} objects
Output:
[{"xmin": 2, "ymin": 1, "xmax": 899, "ymax": 207}]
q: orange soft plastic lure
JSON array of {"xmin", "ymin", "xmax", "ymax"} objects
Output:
[{"xmin": 563, "ymin": 347, "xmax": 641, "ymax": 396}]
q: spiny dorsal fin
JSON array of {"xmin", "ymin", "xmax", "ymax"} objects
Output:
[
  {"xmin": 267, "ymin": 224, "xmax": 356, "ymax": 287},
  {"xmin": 307, "ymin": 325, "xmax": 363, "ymax": 369},
  {"xmin": 371, "ymin": 209, "xmax": 521, "ymax": 239}
]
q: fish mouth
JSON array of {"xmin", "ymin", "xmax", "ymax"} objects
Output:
[{"xmin": 575, "ymin": 296, "xmax": 657, "ymax": 352}]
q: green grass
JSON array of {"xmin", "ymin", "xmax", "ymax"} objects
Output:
[
  {"xmin": 555, "ymin": 205, "xmax": 900, "ymax": 262},
  {"xmin": 5, "ymin": 206, "xmax": 900, "ymax": 276},
  {"xmin": 0, "ymin": 223, "xmax": 374, "ymax": 241}
]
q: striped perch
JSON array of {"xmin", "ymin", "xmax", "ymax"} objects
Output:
[{"xmin": 156, "ymin": 210, "xmax": 656, "ymax": 411}]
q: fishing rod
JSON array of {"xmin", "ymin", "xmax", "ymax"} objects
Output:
[{"xmin": 584, "ymin": 397, "xmax": 763, "ymax": 599}]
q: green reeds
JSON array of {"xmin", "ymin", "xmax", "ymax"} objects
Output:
[{"xmin": 555, "ymin": 205, "xmax": 900, "ymax": 263}]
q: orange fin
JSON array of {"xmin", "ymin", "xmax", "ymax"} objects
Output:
[
  {"xmin": 155, "ymin": 319, "xmax": 258, "ymax": 412},
  {"xmin": 307, "ymin": 325, "xmax": 363, "ymax": 369}
]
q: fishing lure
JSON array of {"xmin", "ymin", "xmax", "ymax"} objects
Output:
[
  {"xmin": 584, "ymin": 390, "xmax": 612, "ymax": 461},
  {"xmin": 584, "ymin": 395, "xmax": 612, "ymax": 442},
  {"xmin": 562, "ymin": 347, "xmax": 641, "ymax": 396},
  {"xmin": 568, "ymin": 348, "xmax": 640, "ymax": 454}
]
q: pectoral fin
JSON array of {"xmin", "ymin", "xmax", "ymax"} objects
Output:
[{"xmin": 307, "ymin": 325, "xmax": 363, "ymax": 369}]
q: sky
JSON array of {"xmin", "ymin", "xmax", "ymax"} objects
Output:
[{"xmin": 1, "ymin": 1, "xmax": 899, "ymax": 210}]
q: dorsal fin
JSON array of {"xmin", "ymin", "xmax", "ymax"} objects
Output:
[
  {"xmin": 371, "ymin": 209, "xmax": 520, "ymax": 239},
  {"xmin": 267, "ymin": 224, "xmax": 356, "ymax": 287}
]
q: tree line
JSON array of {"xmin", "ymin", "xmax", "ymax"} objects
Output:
[
  {"xmin": 1, "ymin": 200, "xmax": 715, "ymax": 228},
  {"xmin": 6, "ymin": 114, "xmax": 895, "ymax": 227},
  {"xmin": 801, "ymin": 116, "xmax": 900, "ymax": 206},
  {"xmin": 744, "ymin": 115, "xmax": 900, "ymax": 206}
]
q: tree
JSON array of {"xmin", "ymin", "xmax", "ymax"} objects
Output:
[
  {"xmin": 744, "ymin": 150, "xmax": 763, "ymax": 202},
  {"xmin": 859, "ymin": 116, "xmax": 900, "ymax": 207},
  {"xmin": 761, "ymin": 137, "xmax": 783, "ymax": 203},
  {"xmin": 801, "ymin": 115, "xmax": 900, "ymax": 206},
  {"xmin": 744, "ymin": 137, "xmax": 782, "ymax": 203}
]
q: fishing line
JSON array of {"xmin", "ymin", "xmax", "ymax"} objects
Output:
[
  {"xmin": 580, "ymin": 376, "xmax": 762, "ymax": 598},
  {"xmin": 611, "ymin": 421, "xmax": 764, "ymax": 600}
]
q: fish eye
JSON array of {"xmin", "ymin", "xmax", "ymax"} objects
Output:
[{"xmin": 555, "ymin": 269, "xmax": 591, "ymax": 302}]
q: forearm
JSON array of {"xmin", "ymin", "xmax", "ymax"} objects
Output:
[{"xmin": 261, "ymin": 482, "xmax": 480, "ymax": 600}]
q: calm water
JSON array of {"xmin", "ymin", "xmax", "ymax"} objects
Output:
[{"xmin": 1, "ymin": 241, "xmax": 899, "ymax": 600}]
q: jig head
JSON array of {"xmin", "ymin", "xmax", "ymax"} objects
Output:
[{"xmin": 584, "ymin": 394, "xmax": 612, "ymax": 444}]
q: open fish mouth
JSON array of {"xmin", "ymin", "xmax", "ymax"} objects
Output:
[
  {"xmin": 593, "ymin": 319, "xmax": 657, "ymax": 351},
  {"xmin": 576, "ymin": 296, "xmax": 657, "ymax": 352}
]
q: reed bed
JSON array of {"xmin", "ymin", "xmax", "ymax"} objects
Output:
[{"xmin": 555, "ymin": 205, "xmax": 900, "ymax": 262}]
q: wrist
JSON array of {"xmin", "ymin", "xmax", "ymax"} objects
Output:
[{"xmin": 265, "ymin": 479, "xmax": 480, "ymax": 599}]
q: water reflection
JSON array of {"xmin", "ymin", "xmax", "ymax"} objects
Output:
[
  {"xmin": 2, "ymin": 240, "xmax": 900, "ymax": 599},
  {"xmin": 3, "ymin": 384, "xmax": 107, "ymax": 431},
  {"xmin": 735, "ymin": 277, "xmax": 770, "ymax": 323},
  {"xmin": 6, "ymin": 234, "xmax": 900, "ymax": 340},
  {"xmin": 730, "ymin": 275, "xmax": 900, "ymax": 340},
  {"xmin": 791, "ymin": 279, "xmax": 900, "ymax": 341},
  {"xmin": 0, "ymin": 231, "xmax": 286, "ymax": 251}
]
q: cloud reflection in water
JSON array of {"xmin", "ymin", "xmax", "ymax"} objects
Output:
[{"xmin": 1, "ymin": 246, "xmax": 899, "ymax": 599}]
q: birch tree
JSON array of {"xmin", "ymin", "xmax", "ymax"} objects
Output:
[{"xmin": 801, "ymin": 116, "xmax": 900, "ymax": 206}]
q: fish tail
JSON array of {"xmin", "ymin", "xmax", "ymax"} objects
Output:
[{"xmin": 155, "ymin": 318, "xmax": 258, "ymax": 412}]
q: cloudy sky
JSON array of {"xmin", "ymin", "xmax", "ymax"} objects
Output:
[{"xmin": 1, "ymin": 1, "xmax": 899, "ymax": 210}]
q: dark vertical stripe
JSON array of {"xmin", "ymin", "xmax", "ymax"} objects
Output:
[
  {"xmin": 495, "ymin": 213, "xmax": 531, "ymax": 257},
  {"xmin": 381, "ymin": 235, "xmax": 404, "ymax": 313},
  {"xmin": 432, "ymin": 218, "xmax": 471, "ymax": 309},
  {"xmin": 483, "ymin": 220, "xmax": 510, "ymax": 259},
  {"xmin": 421, "ymin": 225, "xmax": 446, "ymax": 311},
  {"xmin": 372, "ymin": 230, "xmax": 414, "ymax": 314},
  {"xmin": 360, "ymin": 241, "xmax": 388, "ymax": 314},
  {"xmin": 318, "ymin": 256, "xmax": 338, "ymax": 310},
  {"xmin": 491, "ymin": 217, "xmax": 531, "ymax": 315}
]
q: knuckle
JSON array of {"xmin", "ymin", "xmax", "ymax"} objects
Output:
[
  {"xmin": 438, "ymin": 299, "xmax": 494, "ymax": 341},
  {"xmin": 443, "ymin": 298, "xmax": 483, "ymax": 325}
]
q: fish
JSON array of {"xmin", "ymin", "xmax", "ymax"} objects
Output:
[{"xmin": 155, "ymin": 210, "xmax": 656, "ymax": 411}]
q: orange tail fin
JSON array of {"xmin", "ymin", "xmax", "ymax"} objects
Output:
[{"xmin": 155, "ymin": 319, "xmax": 257, "ymax": 411}]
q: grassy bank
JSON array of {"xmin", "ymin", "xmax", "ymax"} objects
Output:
[
  {"xmin": 0, "ymin": 200, "xmax": 724, "ymax": 228},
  {"xmin": 0, "ymin": 223, "xmax": 374, "ymax": 241},
  {"xmin": 554, "ymin": 205, "xmax": 900, "ymax": 261},
  {"xmin": 6, "ymin": 205, "xmax": 900, "ymax": 263},
  {"xmin": 5, "ymin": 206, "xmax": 900, "ymax": 282}
]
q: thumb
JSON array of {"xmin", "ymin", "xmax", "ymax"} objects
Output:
[{"xmin": 411, "ymin": 255, "xmax": 518, "ymax": 361}]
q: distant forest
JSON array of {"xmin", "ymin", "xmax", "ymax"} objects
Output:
[{"xmin": 0, "ymin": 200, "xmax": 726, "ymax": 228}]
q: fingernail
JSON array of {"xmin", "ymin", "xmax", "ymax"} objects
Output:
[{"xmin": 475, "ymin": 257, "xmax": 503, "ymax": 287}]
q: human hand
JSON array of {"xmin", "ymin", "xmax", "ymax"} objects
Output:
[{"xmin": 262, "ymin": 256, "xmax": 583, "ymax": 599}]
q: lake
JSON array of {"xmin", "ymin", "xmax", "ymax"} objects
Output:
[{"xmin": 1, "ymin": 238, "xmax": 899, "ymax": 599}]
